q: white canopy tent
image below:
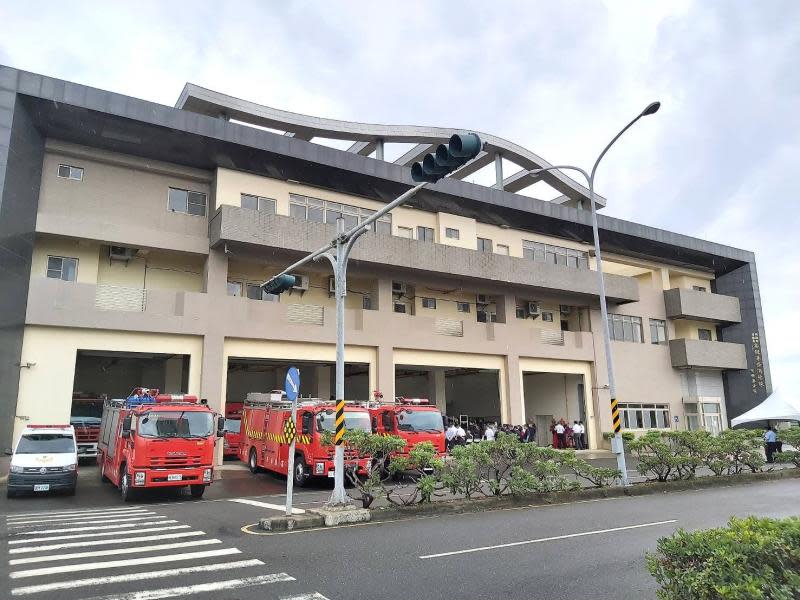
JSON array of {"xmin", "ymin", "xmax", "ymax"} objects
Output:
[{"xmin": 731, "ymin": 389, "xmax": 800, "ymax": 427}]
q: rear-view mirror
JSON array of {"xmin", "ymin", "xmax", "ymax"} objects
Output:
[
  {"xmin": 217, "ymin": 415, "xmax": 225, "ymax": 437},
  {"xmin": 4, "ymin": 448, "xmax": 12, "ymax": 456}
]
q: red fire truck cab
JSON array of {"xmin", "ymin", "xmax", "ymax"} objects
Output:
[
  {"xmin": 370, "ymin": 398, "xmax": 446, "ymax": 457},
  {"xmin": 239, "ymin": 394, "xmax": 372, "ymax": 487},
  {"xmin": 223, "ymin": 402, "xmax": 243, "ymax": 458},
  {"xmin": 97, "ymin": 388, "xmax": 224, "ymax": 502}
]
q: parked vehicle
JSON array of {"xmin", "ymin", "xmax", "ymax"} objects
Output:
[
  {"xmin": 239, "ymin": 394, "xmax": 372, "ymax": 487},
  {"xmin": 223, "ymin": 401, "xmax": 243, "ymax": 458},
  {"xmin": 97, "ymin": 388, "xmax": 224, "ymax": 502},
  {"xmin": 7, "ymin": 424, "xmax": 78, "ymax": 498},
  {"xmin": 71, "ymin": 392, "xmax": 106, "ymax": 460},
  {"xmin": 370, "ymin": 398, "xmax": 446, "ymax": 459}
]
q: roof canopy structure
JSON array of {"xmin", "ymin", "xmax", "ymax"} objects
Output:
[
  {"xmin": 176, "ymin": 83, "xmax": 605, "ymax": 209},
  {"xmin": 731, "ymin": 389, "xmax": 800, "ymax": 426}
]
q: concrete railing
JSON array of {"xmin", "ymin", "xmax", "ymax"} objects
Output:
[
  {"xmin": 664, "ymin": 288, "xmax": 741, "ymax": 323},
  {"xmin": 669, "ymin": 338, "xmax": 747, "ymax": 370}
]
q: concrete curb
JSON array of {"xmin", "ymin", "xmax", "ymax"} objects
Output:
[{"xmin": 368, "ymin": 468, "xmax": 800, "ymax": 523}]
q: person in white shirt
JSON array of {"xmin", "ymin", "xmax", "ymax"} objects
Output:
[
  {"xmin": 455, "ymin": 424, "xmax": 466, "ymax": 446},
  {"xmin": 554, "ymin": 421, "xmax": 566, "ymax": 449},
  {"xmin": 445, "ymin": 423, "xmax": 457, "ymax": 451},
  {"xmin": 572, "ymin": 421, "xmax": 584, "ymax": 449},
  {"xmin": 484, "ymin": 424, "xmax": 496, "ymax": 441}
]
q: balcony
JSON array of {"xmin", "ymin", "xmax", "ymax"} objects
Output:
[
  {"xmin": 209, "ymin": 206, "xmax": 639, "ymax": 303},
  {"xmin": 668, "ymin": 338, "xmax": 747, "ymax": 370},
  {"xmin": 663, "ymin": 288, "xmax": 741, "ymax": 324}
]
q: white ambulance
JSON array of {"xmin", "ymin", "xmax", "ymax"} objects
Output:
[{"xmin": 7, "ymin": 425, "xmax": 78, "ymax": 498}]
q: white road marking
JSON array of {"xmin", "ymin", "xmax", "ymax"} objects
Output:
[
  {"xmin": 78, "ymin": 573, "xmax": 297, "ymax": 600},
  {"xmin": 10, "ymin": 547, "xmax": 242, "ymax": 579},
  {"xmin": 419, "ymin": 519, "xmax": 679, "ymax": 559},
  {"xmin": 7, "ymin": 510, "xmax": 153, "ymax": 525},
  {"xmin": 6, "ymin": 506, "xmax": 146, "ymax": 519},
  {"xmin": 229, "ymin": 498, "xmax": 306, "ymax": 514},
  {"xmin": 8, "ymin": 524, "xmax": 190, "ymax": 544},
  {"xmin": 281, "ymin": 594, "xmax": 332, "ymax": 600},
  {"xmin": 9, "ymin": 538, "xmax": 223, "ymax": 565},
  {"xmin": 10, "ymin": 559, "xmax": 267, "ymax": 596},
  {"xmin": 8, "ymin": 516, "xmax": 168, "ymax": 532},
  {"xmin": 10, "ymin": 530, "xmax": 205, "ymax": 553}
]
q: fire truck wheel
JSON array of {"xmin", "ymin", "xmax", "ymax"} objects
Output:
[
  {"xmin": 248, "ymin": 448, "xmax": 261, "ymax": 474},
  {"xmin": 293, "ymin": 456, "xmax": 310, "ymax": 487},
  {"xmin": 189, "ymin": 484, "xmax": 206, "ymax": 499},
  {"xmin": 120, "ymin": 468, "xmax": 136, "ymax": 502}
]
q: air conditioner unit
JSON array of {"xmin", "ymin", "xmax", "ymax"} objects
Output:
[
  {"xmin": 527, "ymin": 301, "xmax": 540, "ymax": 316},
  {"xmin": 290, "ymin": 274, "xmax": 309, "ymax": 291},
  {"xmin": 392, "ymin": 281, "xmax": 407, "ymax": 295},
  {"xmin": 560, "ymin": 304, "xmax": 572, "ymax": 314},
  {"xmin": 476, "ymin": 294, "xmax": 488, "ymax": 305},
  {"xmin": 109, "ymin": 246, "xmax": 137, "ymax": 261}
]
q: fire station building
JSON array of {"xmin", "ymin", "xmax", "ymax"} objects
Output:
[{"xmin": 0, "ymin": 66, "xmax": 772, "ymax": 452}]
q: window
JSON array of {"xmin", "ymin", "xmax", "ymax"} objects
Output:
[
  {"xmin": 57, "ymin": 164, "xmax": 83, "ymax": 181},
  {"xmin": 650, "ymin": 319, "xmax": 668, "ymax": 345},
  {"xmin": 394, "ymin": 302, "xmax": 407, "ymax": 314},
  {"xmin": 168, "ymin": 187, "xmax": 207, "ymax": 216},
  {"xmin": 496, "ymin": 244, "xmax": 510, "ymax": 256},
  {"xmin": 619, "ymin": 403, "xmax": 670, "ymax": 429},
  {"xmin": 289, "ymin": 194, "xmax": 391, "ymax": 233},
  {"xmin": 421, "ymin": 297, "xmax": 437, "ymax": 309},
  {"xmin": 692, "ymin": 285, "xmax": 707, "ymax": 292},
  {"xmin": 542, "ymin": 312, "xmax": 554, "ymax": 322},
  {"xmin": 523, "ymin": 240, "xmax": 588, "ymax": 269},
  {"xmin": 457, "ymin": 302, "xmax": 470, "ymax": 313},
  {"xmin": 608, "ymin": 314, "xmax": 643, "ymax": 342},
  {"xmin": 476, "ymin": 311, "xmax": 497, "ymax": 323},
  {"xmin": 362, "ymin": 295, "xmax": 373, "ymax": 310},
  {"xmin": 685, "ymin": 401, "xmax": 722, "ymax": 435},
  {"xmin": 46, "ymin": 256, "xmax": 78, "ymax": 281},
  {"xmin": 417, "ymin": 226, "xmax": 435, "ymax": 242},
  {"xmin": 698, "ymin": 328, "xmax": 713, "ymax": 341},
  {"xmin": 516, "ymin": 307, "xmax": 527, "ymax": 319},
  {"xmin": 396, "ymin": 226, "xmax": 414, "ymax": 239},
  {"xmin": 477, "ymin": 237, "xmax": 493, "ymax": 253},
  {"xmin": 227, "ymin": 281, "xmax": 243, "ymax": 297},
  {"xmin": 240, "ymin": 193, "xmax": 276, "ymax": 213},
  {"xmin": 445, "ymin": 227, "xmax": 460, "ymax": 240},
  {"xmin": 246, "ymin": 283, "xmax": 277, "ymax": 302}
]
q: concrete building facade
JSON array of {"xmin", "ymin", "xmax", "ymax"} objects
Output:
[{"xmin": 0, "ymin": 66, "xmax": 771, "ymax": 453}]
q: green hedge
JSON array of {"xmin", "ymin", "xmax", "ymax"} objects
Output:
[{"xmin": 647, "ymin": 516, "xmax": 800, "ymax": 599}]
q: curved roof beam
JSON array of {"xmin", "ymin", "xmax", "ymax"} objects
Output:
[{"xmin": 175, "ymin": 83, "xmax": 605, "ymax": 208}]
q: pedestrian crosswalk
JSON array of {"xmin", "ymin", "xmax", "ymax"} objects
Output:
[{"xmin": 4, "ymin": 505, "xmax": 331, "ymax": 599}]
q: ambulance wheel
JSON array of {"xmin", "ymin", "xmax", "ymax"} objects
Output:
[
  {"xmin": 65, "ymin": 486, "xmax": 76, "ymax": 497},
  {"xmin": 120, "ymin": 468, "xmax": 136, "ymax": 502},
  {"xmin": 293, "ymin": 456, "xmax": 310, "ymax": 488},
  {"xmin": 248, "ymin": 448, "xmax": 261, "ymax": 474},
  {"xmin": 189, "ymin": 484, "xmax": 206, "ymax": 499},
  {"xmin": 6, "ymin": 489, "xmax": 16, "ymax": 499}
]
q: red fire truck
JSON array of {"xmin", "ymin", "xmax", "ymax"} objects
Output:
[
  {"xmin": 70, "ymin": 392, "xmax": 106, "ymax": 460},
  {"xmin": 239, "ymin": 394, "xmax": 372, "ymax": 487},
  {"xmin": 370, "ymin": 397, "xmax": 446, "ymax": 457},
  {"xmin": 223, "ymin": 401, "xmax": 243, "ymax": 458},
  {"xmin": 97, "ymin": 388, "xmax": 224, "ymax": 502}
]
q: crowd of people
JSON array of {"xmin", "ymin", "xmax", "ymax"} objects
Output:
[{"xmin": 444, "ymin": 417, "xmax": 588, "ymax": 451}]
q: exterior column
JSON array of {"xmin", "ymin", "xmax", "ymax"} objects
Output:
[
  {"xmin": 495, "ymin": 293, "xmax": 516, "ymax": 324},
  {"xmin": 427, "ymin": 368, "xmax": 446, "ymax": 413},
  {"xmin": 203, "ymin": 248, "xmax": 229, "ymax": 295},
  {"xmin": 494, "ymin": 153, "xmax": 503, "ymax": 189},
  {"xmin": 505, "ymin": 353, "xmax": 524, "ymax": 425},
  {"xmin": 164, "ymin": 357, "xmax": 183, "ymax": 393},
  {"xmin": 315, "ymin": 365, "xmax": 332, "ymax": 401},
  {"xmin": 376, "ymin": 344, "xmax": 394, "ymax": 401},
  {"xmin": 375, "ymin": 139, "xmax": 385, "ymax": 161},
  {"xmin": 376, "ymin": 278, "xmax": 393, "ymax": 313}
]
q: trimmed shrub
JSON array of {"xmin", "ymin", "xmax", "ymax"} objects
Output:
[
  {"xmin": 647, "ymin": 516, "xmax": 800, "ymax": 600},
  {"xmin": 776, "ymin": 426, "xmax": 800, "ymax": 468}
]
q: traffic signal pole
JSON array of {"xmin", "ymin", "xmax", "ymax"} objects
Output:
[{"xmin": 261, "ymin": 134, "xmax": 481, "ymax": 507}]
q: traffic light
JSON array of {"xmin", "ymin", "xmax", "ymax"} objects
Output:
[
  {"xmin": 411, "ymin": 133, "xmax": 483, "ymax": 183},
  {"xmin": 262, "ymin": 274, "xmax": 296, "ymax": 295}
]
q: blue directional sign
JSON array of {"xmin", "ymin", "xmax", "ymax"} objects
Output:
[{"xmin": 285, "ymin": 367, "xmax": 300, "ymax": 401}]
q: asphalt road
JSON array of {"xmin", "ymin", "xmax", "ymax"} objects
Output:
[{"xmin": 1, "ymin": 474, "xmax": 797, "ymax": 600}]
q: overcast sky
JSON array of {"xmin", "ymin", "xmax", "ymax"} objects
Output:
[{"xmin": 1, "ymin": 1, "xmax": 798, "ymax": 398}]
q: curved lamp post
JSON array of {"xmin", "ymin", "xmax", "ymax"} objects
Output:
[{"xmin": 531, "ymin": 101, "xmax": 660, "ymax": 486}]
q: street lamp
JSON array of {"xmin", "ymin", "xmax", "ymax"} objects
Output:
[{"xmin": 530, "ymin": 101, "xmax": 660, "ymax": 486}]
